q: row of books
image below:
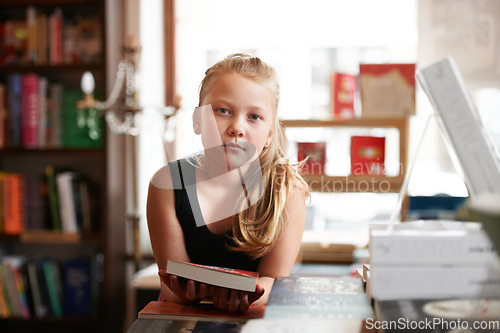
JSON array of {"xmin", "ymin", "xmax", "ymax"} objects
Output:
[
  {"xmin": 297, "ymin": 136, "xmax": 386, "ymax": 176},
  {"xmin": 0, "ymin": 6, "xmax": 102, "ymax": 66},
  {"xmin": 331, "ymin": 63, "xmax": 416, "ymax": 120},
  {"xmin": 0, "ymin": 167, "xmax": 100, "ymax": 236},
  {"xmin": 0, "ymin": 73, "xmax": 103, "ymax": 149},
  {"xmin": 0, "ymin": 253, "xmax": 103, "ymax": 319}
]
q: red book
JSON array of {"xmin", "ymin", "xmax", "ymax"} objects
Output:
[
  {"xmin": 359, "ymin": 63, "xmax": 415, "ymax": 117},
  {"xmin": 331, "ymin": 72, "xmax": 356, "ymax": 120},
  {"xmin": 138, "ymin": 300, "xmax": 265, "ymax": 322},
  {"xmin": 166, "ymin": 260, "xmax": 259, "ymax": 292},
  {"xmin": 350, "ymin": 136, "xmax": 385, "ymax": 176},
  {"xmin": 49, "ymin": 8, "xmax": 63, "ymax": 65},
  {"xmin": 3, "ymin": 173, "xmax": 24, "ymax": 235},
  {"xmin": 21, "ymin": 74, "xmax": 39, "ymax": 148},
  {"xmin": 297, "ymin": 142, "xmax": 326, "ymax": 175}
]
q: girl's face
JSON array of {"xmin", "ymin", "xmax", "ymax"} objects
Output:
[{"xmin": 195, "ymin": 73, "xmax": 275, "ymax": 170}]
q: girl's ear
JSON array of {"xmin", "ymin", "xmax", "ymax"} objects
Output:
[{"xmin": 193, "ymin": 107, "xmax": 201, "ymax": 135}]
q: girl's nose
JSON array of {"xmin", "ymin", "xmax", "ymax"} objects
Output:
[{"xmin": 228, "ymin": 118, "xmax": 245, "ymax": 138}]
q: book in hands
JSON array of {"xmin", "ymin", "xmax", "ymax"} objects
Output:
[
  {"xmin": 138, "ymin": 300, "xmax": 265, "ymax": 322},
  {"xmin": 166, "ymin": 260, "xmax": 258, "ymax": 292}
]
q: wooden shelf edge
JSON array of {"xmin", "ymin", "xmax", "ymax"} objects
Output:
[
  {"xmin": 281, "ymin": 117, "xmax": 409, "ymax": 128},
  {"xmin": 20, "ymin": 231, "xmax": 82, "ymax": 243},
  {"xmin": 303, "ymin": 175, "xmax": 404, "ymax": 193}
]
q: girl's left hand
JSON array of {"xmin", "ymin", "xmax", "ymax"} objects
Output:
[{"xmin": 212, "ymin": 284, "xmax": 265, "ymax": 313}]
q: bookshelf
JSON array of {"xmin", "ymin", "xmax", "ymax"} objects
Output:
[
  {"xmin": 282, "ymin": 117, "xmax": 409, "ymax": 193},
  {"xmin": 0, "ymin": 1, "xmax": 125, "ymax": 333}
]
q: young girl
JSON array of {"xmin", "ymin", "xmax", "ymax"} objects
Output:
[{"xmin": 147, "ymin": 53, "xmax": 309, "ymax": 313}]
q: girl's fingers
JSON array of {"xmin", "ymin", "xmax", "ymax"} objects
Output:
[
  {"xmin": 198, "ymin": 283, "xmax": 208, "ymax": 300},
  {"xmin": 228, "ymin": 289, "xmax": 239, "ymax": 312},
  {"xmin": 248, "ymin": 284, "xmax": 265, "ymax": 304},
  {"xmin": 216, "ymin": 288, "xmax": 229, "ymax": 311},
  {"xmin": 238, "ymin": 292, "xmax": 250, "ymax": 313},
  {"xmin": 185, "ymin": 280, "xmax": 197, "ymax": 300}
]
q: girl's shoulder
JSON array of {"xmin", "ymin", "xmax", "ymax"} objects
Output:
[{"xmin": 150, "ymin": 157, "xmax": 199, "ymax": 190}]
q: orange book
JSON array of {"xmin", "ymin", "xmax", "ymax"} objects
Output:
[
  {"xmin": 138, "ymin": 300, "xmax": 265, "ymax": 322},
  {"xmin": 3, "ymin": 173, "xmax": 24, "ymax": 235}
]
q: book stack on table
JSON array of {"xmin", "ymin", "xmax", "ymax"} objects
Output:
[{"xmin": 369, "ymin": 220, "xmax": 500, "ymax": 301}]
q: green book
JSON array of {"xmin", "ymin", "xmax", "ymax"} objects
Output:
[
  {"xmin": 42, "ymin": 261, "xmax": 63, "ymax": 318},
  {"xmin": 61, "ymin": 89, "xmax": 103, "ymax": 148},
  {"xmin": 45, "ymin": 165, "xmax": 61, "ymax": 231}
]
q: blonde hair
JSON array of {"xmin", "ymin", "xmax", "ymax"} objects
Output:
[{"xmin": 199, "ymin": 53, "xmax": 309, "ymax": 258}]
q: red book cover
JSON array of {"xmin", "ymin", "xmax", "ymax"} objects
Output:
[
  {"xmin": 350, "ymin": 136, "xmax": 385, "ymax": 176},
  {"xmin": 49, "ymin": 8, "xmax": 63, "ymax": 65},
  {"xmin": 0, "ymin": 83, "xmax": 8, "ymax": 149},
  {"xmin": 359, "ymin": 63, "xmax": 415, "ymax": 117},
  {"xmin": 297, "ymin": 142, "xmax": 326, "ymax": 175},
  {"xmin": 167, "ymin": 260, "xmax": 258, "ymax": 292},
  {"xmin": 331, "ymin": 72, "xmax": 356, "ymax": 120},
  {"xmin": 21, "ymin": 74, "xmax": 39, "ymax": 148},
  {"xmin": 3, "ymin": 173, "xmax": 24, "ymax": 235},
  {"xmin": 138, "ymin": 300, "xmax": 266, "ymax": 322}
]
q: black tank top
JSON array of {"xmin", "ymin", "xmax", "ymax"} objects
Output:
[{"xmin": 168, "ymin": 158, "xmax": 260, "ymax": 272}]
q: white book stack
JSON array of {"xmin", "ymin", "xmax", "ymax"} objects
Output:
[{"xmin": 369, "ymin": 220, "xmax": 500, "ymax": 300}]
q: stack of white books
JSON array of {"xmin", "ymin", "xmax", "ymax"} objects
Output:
[{"xmin": 369, "ymin": 220, "xmax": 500, "ymax": 300}]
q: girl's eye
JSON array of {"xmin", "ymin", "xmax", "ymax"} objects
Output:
[
  {"xmin": 216, "ymin": 108, "xmax": 229, "ymax": 114},
  {"xmin": 249, "ymin": 114, "xmax": 261, "ymax": 121}
]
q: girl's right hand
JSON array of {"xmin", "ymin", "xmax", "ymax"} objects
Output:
[{"xmin": 159, "ymin": 270, "xmax": 215, "ymax": 303}]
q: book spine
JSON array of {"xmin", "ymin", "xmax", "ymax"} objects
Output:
[
  {"xmin": 64, "ymin": 258, "xmax": 91, "ymax": 316},
  {"xmin": 42, "ymin": 260, "xmax": 63, "ymax": 318},
  {"xmin": 26, "ymin": 6, "xmax": 37, "ymax": 64},
  {"xmin": 1, "ymin": 260, "xmax": 23, "ymax": 317},
  {"xmin": 11, "ymin": 263, "xmax": 30, "ymax": 318},
  {"xmin": 0, "ymin": 83, "xmax": 7, "ymax": 149},
  {"xmin": 36, "ymin": 13, "xmax": 48, "ymax": 65},
  {"xmin": 56, "ymin": 172, "xmax": 78, "ymax": 233},
  {"xmin": 21, "ymin": 74, "xmax": 39, "ymax": 148},
  {"xmin": 37, "ymin": 77, "xmax": 48, "ymax": 148},
  {"xmin": 7, "ymin": 74, "xmax": 22, "ymax": 148},
  {"xmin": 49, "ymin": 8, "xmax": 63, "ymax": 65},
  {"xmin": 3, "ymin": 173, "xmax": 24, "ymax": 235},
  {"xmin": 45, "ymin": 165, "xmax": 61, "ymax": 231},
  {"xmin": 371, "ymin": 264, "xmax": 500, "ymax": 300},
  {"xmin": 48, "ymin": 83, "xmax": 62, "ymax": 148},
  {"xmin": 24, "ymin": 260, "xmax": 47, "ymax": 318},
  {"xmin": 0, "ymin": 264, "xmax": 11, "ymax": 318}
]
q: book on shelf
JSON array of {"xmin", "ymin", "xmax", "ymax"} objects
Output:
[
  {"xmin": 64, "ymin": 258, "xmax": 92, "ymax": 316},
  {"xmin": 350, "ymin": 136, "xmax": 385, "ymax": 176},
  {"xmin": 3, "ymin": 20, "xmax": 27, "ymax": 65},
  {"xmin": 7, "ymin": 73, "xmax": 22, "ymax": 149},
  {"xmin": 138, "ymin": 300, "xmax": 266, "ymax": 322},
  {"xmin": 41, "ymin": 259, "xmax": 64, "ymax": 318},
  {"xmin": 21, "ymin": 73, "xmax": 39, "ymax": 149},
  {"xmin": 166, "ymin": 260, "xmax": 259, "ymax": 292},
  {"xmin": 37, "ymin": 77, "xmax": 48, "ymax": 148},
  {"xmin": 22, "ymin": 259, "xmax": 48, "ymax": 318},
  {"xmin": 3, "ymin": 172, "xmax": 24, "ymax": 235},
  {"xmin": 297, "ymin": 142, "xmax": 327, "ymax": 175},
  {"xmin": 0, "ymin": 83, "xmax": 7, "ymax": 149},
  {"xmin": 264, "ymin": 276, "xmax": 373, "ymax": 319},
  {"xmin": 359, "ymin": 63, "xmax": 416, "ymax": 118},
  {"xmin": 331, "ymin": 72, "xmax": 356, "ymax": 120}
]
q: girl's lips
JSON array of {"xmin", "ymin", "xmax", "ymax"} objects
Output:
[{"xmin": 224, "ymin": 143, "xmax": 245, "ymax": 151}]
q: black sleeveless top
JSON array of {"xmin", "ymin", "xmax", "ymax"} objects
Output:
[{"xmin": 168, "ymin": 158, "xmax": 260, "ymax": 272}]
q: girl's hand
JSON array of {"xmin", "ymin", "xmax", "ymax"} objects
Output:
[
  {"xmin": 212, "ymin": 284, "xmax": 265, "ymax": 313},
  {"xmin": 158, "ymin": 270, "xmax": 214, "ymax": 303}
]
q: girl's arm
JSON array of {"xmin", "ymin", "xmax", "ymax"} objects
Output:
[
  {"xmin": 147, "ymin": 166, "xmax": 215, "ymax": 303},
  {"xmin": 254, "ymin": 187, "xmax": 306, "ymax": 305}
]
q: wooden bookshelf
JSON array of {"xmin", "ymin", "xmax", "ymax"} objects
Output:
[
  {"xmin": 281, "ymin": 117, "xmax": 409, "ymax": 194},
  {"xmin": 0, "ymin": 1, "xmax": 125, "ymax": 333}
]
